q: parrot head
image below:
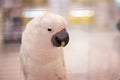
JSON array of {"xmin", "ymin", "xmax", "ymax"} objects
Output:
[{"xmin": 24, "ymin": 12, "xmax": 69, "ymax": 48}]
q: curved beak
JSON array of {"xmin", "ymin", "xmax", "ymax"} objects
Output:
[{"xmin": 51, "ymin": 29, "xmax": 69, "ymax": 47}]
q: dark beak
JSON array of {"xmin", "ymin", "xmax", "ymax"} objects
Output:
[{"xmin": 51, "ymin": 29, "xmax": 69, "ymax": 47}]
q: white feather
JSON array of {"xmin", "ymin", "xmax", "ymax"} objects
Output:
[{"xmin": 20, "ymin": 12, "xmax": 67, "ymax": 80}]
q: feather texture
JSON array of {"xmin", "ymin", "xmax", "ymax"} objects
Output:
[{"xmin": 20, "ymin": 12, "xmax": 68, "ymax": 80}]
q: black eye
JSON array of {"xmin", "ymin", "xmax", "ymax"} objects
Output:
[{"xmin": 48, "ymin": 28, "xmax": 52, "ymax": 31}]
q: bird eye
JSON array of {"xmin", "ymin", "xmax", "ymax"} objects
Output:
[{"xmin": 48, "ymin": 28, "xmax": 52, "ymax": 31}]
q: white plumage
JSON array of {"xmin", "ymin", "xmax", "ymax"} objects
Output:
[{"xmin": 20, "ymin": 12, "xmax": 69, "ymax": 80}]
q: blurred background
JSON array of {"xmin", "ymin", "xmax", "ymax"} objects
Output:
[{"xmin": 0, "ymin": 0, "xmax": 120, "ymax": 80}]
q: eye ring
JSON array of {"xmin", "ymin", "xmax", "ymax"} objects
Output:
[{"xmin": 48, "ymin": 28, "xmax": 52, "ymax": 31}]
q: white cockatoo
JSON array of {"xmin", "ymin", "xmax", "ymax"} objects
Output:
[{"xmin": 20, "ymin": 12, "xmax": 69, "ymax": 80}]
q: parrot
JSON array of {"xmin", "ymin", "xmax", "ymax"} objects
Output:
[{"xmin": 20, "ymin": 12, "xmax": 69, "ymax": 80}]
